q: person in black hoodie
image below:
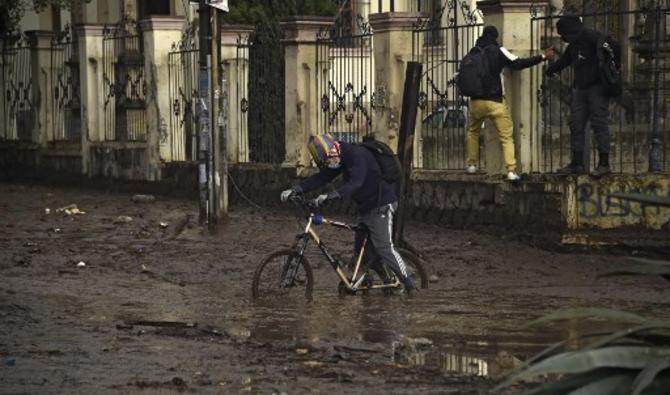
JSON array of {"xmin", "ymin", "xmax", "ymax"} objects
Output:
[
  {"xmin": 545, "ymin": 15, "xmax": 620, "ymax": 176},
  {"xmin": 466, "ymin": 26, "xmax": 555, "ymax": 181}
]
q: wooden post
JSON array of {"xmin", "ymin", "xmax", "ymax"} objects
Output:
[{"xmin": 394, "ymin": 61, "xmax": 422, "ymax": 247}]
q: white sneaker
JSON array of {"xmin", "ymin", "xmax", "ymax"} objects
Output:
[
  {"xmin": 466, "ymin": 165, "xmax": 477, "ymax": 174},
  {"xmin": 506, "ymin": 171, "xmax": 521, "ymax": 181}
]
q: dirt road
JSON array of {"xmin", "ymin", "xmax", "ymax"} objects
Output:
[{"xmin": 1, "ymin": 182, "xmax": 668, "ymax": 394}]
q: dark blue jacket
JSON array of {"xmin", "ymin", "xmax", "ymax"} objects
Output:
[{"xmin": 299, "ymin": 142, "xmax": 396, "ymax": 214}]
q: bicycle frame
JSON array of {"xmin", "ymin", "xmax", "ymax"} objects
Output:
[{"xmin": 292, "ymin": 213, "xmax": 401, "ymax": 292}]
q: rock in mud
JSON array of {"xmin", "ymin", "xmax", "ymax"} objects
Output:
[
  {"xmin": 131, "ymin": 194, "xmax": 156, "ymax": 204},
  {"xmin": 113, "ymin": 215, "xmax": 133, "ymax": 224}
]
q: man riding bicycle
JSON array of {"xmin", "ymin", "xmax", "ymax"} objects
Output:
[{"xmin": 280, "ymin": 134, "xmax": 416, "ymax": 293}]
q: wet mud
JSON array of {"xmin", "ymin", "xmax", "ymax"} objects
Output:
[{"xmin": 1, "ymin": 182, "xmax": 669, "ymax": 394}]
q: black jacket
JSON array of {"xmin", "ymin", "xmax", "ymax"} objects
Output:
[
  {"xmin": 470, "ymin": 35, "xmax": 544, "ymax": 101},
  {"xmin": 546, "ymin": 28, "xmax": 621, "ymax": 90},
  {"xmin": 299, "ymin": 142, "xmax": 396, "ymax": 214}
]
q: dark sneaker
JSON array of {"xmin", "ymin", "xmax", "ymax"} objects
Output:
[
  {"xmin": 591, "ymin": 165, "xmax": 611, "ymax": 178},
  {"xmin": 556, "ymin": 164, "xmax": 585, "ymax": 174}
]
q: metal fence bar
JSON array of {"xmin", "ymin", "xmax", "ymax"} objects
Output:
[
  {"xmin": 50, "ymin": 25, "xmax": 81, "ymax": 143},
  {"xmin": 167, "ymin": 25, "xmax": 199, "ymax": 162},
  {"xmin": 316, "ymin": 22, "xmax": 374, "ymax": 143},
  {"xmin": 102, "ymin": 20, "xmax": 147, "ymax": 142},
  {"xmin": 236, "ymin": 33, "xmax": 250, "ymax": 162},
  {"xmin": 2, "ymin": 34, "xmax": 35, "ymax": 142},
  {"xmin": 244, "ymin": 23, "xmax": 286, "ymax": 164}
]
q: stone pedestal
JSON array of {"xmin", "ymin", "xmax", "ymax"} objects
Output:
[
  {"xmin": 281, "ymin": 16, "xmax": 332, "ymax": 169},
  {"xmin": 26, "ymin": 31, "xmax": 56, "ymax": 147},
  {"xmin": 76, "ymin": 24, "xmax": 105, "ymax": 175},
  {"xmin": 368, "ymin": 12, "xmax": 423, "ymax": 151},
  {"xmin": 140, "ymin": 17, "xmax": 185, "ymax": 179}
]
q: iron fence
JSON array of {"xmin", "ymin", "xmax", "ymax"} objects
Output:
[
  {"xmin": 235, "ymin": 23, "xmax": 285, "ymax": 164},
  {"xmin": 102, "ymin": 19, "xmax": 147, "ymax": 142},
  {"xmin": 168, "ymin": 26, "xmax": 199, "ymax": 161},
  {"xmin": 316, "ymin": 16, "xmax": 375, "ymax": 143},
  {"xmin": 1, "ymin": 33, "xmax": 35, "ymax": 141},
  {"xmin": 529, "ymin": 1, "xmax": 670, "ymax": 173},
  {"xmin": 412, "ymin": 2, "xmax": 483, "ymax": 170},
  {"xmin": 50, "ymin": 25, "xmax": 81, "ymax": 143}
]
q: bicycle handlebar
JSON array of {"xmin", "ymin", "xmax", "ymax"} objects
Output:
[{"xmin": 288, "ymin": 194, "xmax": 318, "ymax": 210}]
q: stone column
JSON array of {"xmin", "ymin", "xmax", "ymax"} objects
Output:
[
  {"xmin": 25, "ymin": 31, "xmax": 56, "ymax": 146},
  {"xmin": 140, "ymin": 16, "xmax": 185, "ymax": 179},
  {"xmin": 281, "ymin": 16, "xmax": 332, "ymax": 169},
  {"xmin": 368, "ymin": 12, "xmax": 422, "ymax": 151},
  {"xmin": 478, "ymin": 0, "xmax": 548, "ymax": 174},
  {"xmin": 221, "ymin": 25, "xmax": 254, "ymax": 164},
  {"xmin": 76, "ymin": 24, "xmax": 105, "ymax": 176}
]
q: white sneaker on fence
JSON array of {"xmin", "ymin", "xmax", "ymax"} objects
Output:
[
  {"xmin": 466, "ymin": 165, "xmax": 477, "ymax": 174},
  {"xmin": 506, "ymin": 171, "xmax": 521, "ymax": 181}
]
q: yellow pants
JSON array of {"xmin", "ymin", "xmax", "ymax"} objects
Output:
[{"xmin": 466, "ymin": 99, "xmax": 516, "ymax": 172}]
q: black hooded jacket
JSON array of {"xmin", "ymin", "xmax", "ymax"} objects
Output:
[
  {"xmin": 469, "ymin": 31, "xmax": 544, "ymax": 102},
  {"xmin": 546, "ymin": 17, "xmax": 621, "ymax": 89}
]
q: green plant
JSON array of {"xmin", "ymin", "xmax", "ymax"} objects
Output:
[{"xmin": 495, "ymin": 308, "xmax": 670, "ymax": 395}]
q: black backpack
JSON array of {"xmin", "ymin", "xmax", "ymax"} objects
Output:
[
  {"xmin": 456, "ymin": 45, "xmax": 492, "ymax": 97},
  {"xmin": 597, "ymin": 34, "xmax": 622, "ymax": 97},
  {"xmin": 360, "ymin": 136, "xmax": 402, "ymax": 184}
]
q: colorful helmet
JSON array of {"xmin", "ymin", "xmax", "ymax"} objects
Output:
[{"xmin": 307, "ymin": 134, "xmax": 340, "ymax": 166}]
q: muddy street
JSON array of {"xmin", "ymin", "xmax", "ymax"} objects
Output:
[{"xmin": 1, "ymin": 182, "xmax": 668, "ymax": 394}]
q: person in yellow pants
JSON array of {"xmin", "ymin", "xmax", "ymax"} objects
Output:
[
  {"xmin": 466, "ymin": 99, "xmax": 516, "ymax": 177},
  {"xmin": 464, "ymin": 26, "xmax": 555, "ymax": 181}
]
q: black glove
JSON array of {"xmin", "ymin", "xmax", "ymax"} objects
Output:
[
  {"xmin": 280, "ymin": 185, "xmax": 303, "ymax": 202},
  {"xmin": 312, "ymin": 191, "xmax": 340, "ymax": 207}
]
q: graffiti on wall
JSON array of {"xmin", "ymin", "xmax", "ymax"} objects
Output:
[{"xmin": 575, "ymin": 178, "xmax": 670, "ymax": 229}]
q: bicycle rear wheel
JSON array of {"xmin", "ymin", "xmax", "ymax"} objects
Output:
[
  {"xmin": 251, "ymin": 249, "xmax": 314, "ymax": 300},
  {"xmin": 397, "ymin": 248, "xmax": 429, "ymax": 289}
]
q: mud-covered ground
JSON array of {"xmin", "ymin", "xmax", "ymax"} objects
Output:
[{"xmin": 1, "ymin": 182, "xmax": 669, "ymax": 394}]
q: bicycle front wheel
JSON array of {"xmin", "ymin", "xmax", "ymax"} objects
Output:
[{"xmin": 251, "ymin": 249, "xmax": 314, "ymax": 300}]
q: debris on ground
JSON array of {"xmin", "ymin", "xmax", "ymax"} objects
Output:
[
  {"xmin": 131, "ymin": 194, "xmax": 156, "ymax": 204},
  {"xmin": 76, "ymin": 261, "xmax": 86, "ymax": 268},
  {"xmin": 113, "ymin": 215, "xmax": 133, "ymax": 224},
  {"xmin": 56, "ymin": 204, "xmax": 86, "ymax": 216},
  {"xmin": 159, "ymin": 222, "xmax": 169, "ymax": 228}
]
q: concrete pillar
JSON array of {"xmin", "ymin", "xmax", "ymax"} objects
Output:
[
  {"xmin": 478, "ymin": 0, "xmax": 549, "ymax": 174},
  {"xmin": 140, "ymin": 16, "xmax": 185, "ymax": 179},
  {"xmin": 25, "ymin": 31, "xmax": 56, "ymax": 146},
  {"xmin": 221, "ymin": 25, "xmax": 254, "ymax": 164},
  {"xmin": 368, "ymin": 12, "xmax": 422, "ymax": 151},
  {"xmin": 76, "ymin": 24, "xmax": 105, "ymax": 175},
  {"xmin": 281, "ymin": 16, "xmax": 333, "ymax": 169}
]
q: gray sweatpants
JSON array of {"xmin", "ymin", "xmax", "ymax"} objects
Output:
[
  {"xmin": 354, "ymin": 203, "xmax": 414, "ymax": 288},
  {"xmin": 570, "ymin": 84, "xmax": 611, "ymax": 154}
]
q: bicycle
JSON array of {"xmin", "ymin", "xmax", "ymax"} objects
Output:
[{"xmin": 251, "ymin": 195, "xmax": 429, "ymax": 300}]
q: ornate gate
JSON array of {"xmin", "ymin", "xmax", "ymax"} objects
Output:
[
  {"xmin": 1, "ymin": 33, "xmax": 35, "ymax": 141},
  {"xmin": 316, "ymin": 15, "xmax": 374, "ymax": 142},
  {"xmin": 168, "ymin": 26, "xmax": 199, "ymax": 161},
  {"xmin": 50, "ymin": 25, "xmax": 81, "ymax": 142},
  {"xmin": 102, "ymin": 19, "xmax": 147, "ymax": 141},
  {"xmin": 412, "ymin": 1, "xmax": 483, "ymax": 170},
  {"xmin": 241, "ymin": 22, "xmax": 286, "ymax": 164}
]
